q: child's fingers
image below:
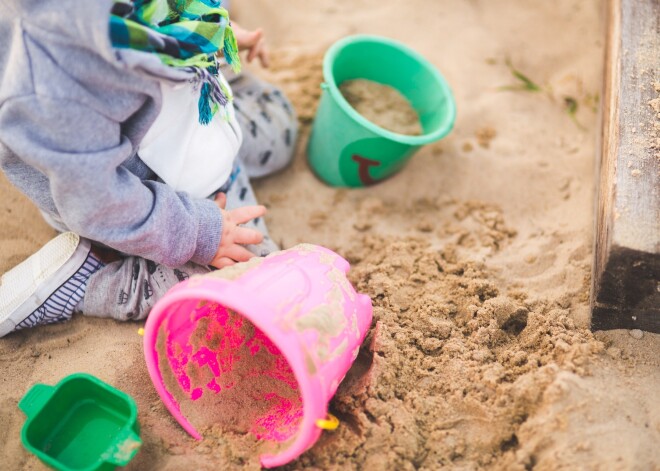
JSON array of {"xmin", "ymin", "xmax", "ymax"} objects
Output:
[
  {"xmin": 242, "ymin": 29, "xmax": 263, "ymax": 53},
  {"xmin": 224, "ymin": 245, "xmax": 256, "ymax": 263},
  {"xmin": 214, "ymin": 192, "xmax": 227, "ymax": 209},
  {"xmin": 233, "ymin": 226, "xmax": 264, "ymax": 246},
  {"xmin": 212, "ymin": 256, "xmax": 236, "ymax": 269},
  {"xmin": 247, "ymin": 42, "xmax": 259, "ymax": 63},
  {"xmin": 257, "ymin": 43, "xmax": 269, "ymax": 68},
  {"xmin": 230, "ymin": 205, "xmax": 267, "ymax": 224},
  {"xmin": 247, "ymin": 37, "xmax": 265, "ymax": 64},
  {"xmin": 248, "ymin": 29, "xmax": 263, "ymax": 47}
]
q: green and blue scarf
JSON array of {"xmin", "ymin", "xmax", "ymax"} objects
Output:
[{"xmin": 110, "ymin": 0, "xmax": 241, "ymax": 124}]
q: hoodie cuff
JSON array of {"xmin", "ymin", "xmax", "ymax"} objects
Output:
[{"xmin": 191, "ymin": 198, "xmax": 222, "ymax": 265}]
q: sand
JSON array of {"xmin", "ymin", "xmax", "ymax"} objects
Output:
[
  {"xmin": 1, "ymin": 0, "xmax": 659, "ymax": 469},
  {"xmin": 339, "ymin": 79, "xmax": 423, "ymax": 135},
  {"xmin": 158, "ymin": 306, "xmax": 301, "ymax": 455}
]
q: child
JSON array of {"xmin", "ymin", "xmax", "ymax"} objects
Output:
[{"xmin": 0, "ymin": 0, "xmax": 297, "ymax": 337}]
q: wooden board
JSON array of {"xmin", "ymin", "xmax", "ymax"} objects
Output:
[{"xmin": 591, "ymin": 0, "xmax": 660, "ymax": 332}]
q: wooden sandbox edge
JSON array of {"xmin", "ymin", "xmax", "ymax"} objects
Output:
[{"xmin": 591, "ymin": 0, "xmax": 660, "ymax": 333}]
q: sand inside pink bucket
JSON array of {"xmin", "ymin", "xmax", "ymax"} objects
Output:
[{"xmin": 157, "ymin": 301, "xmax": 303, "ymax": 460}]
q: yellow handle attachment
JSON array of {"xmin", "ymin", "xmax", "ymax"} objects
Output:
[{"xmin": 315, "ymin": 413, "xmax": 340, "ymax": 431}]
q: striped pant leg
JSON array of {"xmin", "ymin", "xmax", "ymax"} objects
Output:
[{"xmin": 16, "ymin": 254, "xmax": 104, "ymax": 330}]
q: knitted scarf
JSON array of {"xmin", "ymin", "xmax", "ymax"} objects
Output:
[{"xmin": 109, "ymin": 0, "xmax": 241, "ymax": 124}]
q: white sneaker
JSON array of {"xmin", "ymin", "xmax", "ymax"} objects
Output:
[{"xmin": 0, "ymin": 232, "xmax": 103, "ymax": 337}]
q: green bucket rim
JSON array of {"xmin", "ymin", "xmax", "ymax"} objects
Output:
[{"xmin": 322, "ymin": 34, "xmax": 457, "ymax": 146}]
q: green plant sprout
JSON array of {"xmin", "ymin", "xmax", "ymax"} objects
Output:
[
  {"xmin": 498, "ymin": 58, "xmax": 542, "ymax": 92},
  {"xmin": 564, "ymin": 96, "xmax": 586, "ymax": 130}
]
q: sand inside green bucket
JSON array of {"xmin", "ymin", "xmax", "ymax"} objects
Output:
[{"xmin": 339, "ymin": 79, "xmax": 423, "ymax": 136}]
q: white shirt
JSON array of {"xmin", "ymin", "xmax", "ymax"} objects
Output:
[{"xmin": 138, "ymin": 76, "xmax": 243, "ymax": 199}]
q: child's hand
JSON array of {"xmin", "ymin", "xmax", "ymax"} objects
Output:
[
  {"xmin": 210, "ymin": 192, "xmax": 267, "ymax": 268},
  {"xmin": 231, "ymin": 22, "xmax": 269, "ymax": 68}
]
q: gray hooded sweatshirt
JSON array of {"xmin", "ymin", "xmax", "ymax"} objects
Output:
[{"xmin": 0, "ymin": 0, "xmax": 223, "ymax": 267}]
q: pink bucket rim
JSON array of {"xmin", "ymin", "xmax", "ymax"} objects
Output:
[{"xmin": 143, "ymin": 277, "xmax": 324, "ymax": 468}]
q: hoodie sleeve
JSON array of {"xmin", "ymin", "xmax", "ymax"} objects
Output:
[{"xmin": 0, "ymin": 94, "xmax": 222, "ymax": 267}]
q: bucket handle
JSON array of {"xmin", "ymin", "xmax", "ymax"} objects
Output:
[
  {"xmin": 315, "ymin": 413, "xmax": 340, "ymax": 431},
  {"xmin": 18, "ymin": 384, "xmax": 54, "ymax": 418}
]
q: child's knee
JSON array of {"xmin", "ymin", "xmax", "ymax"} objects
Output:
[
  {"xmin": 234, "ymin": 82, "xmax": 299, "ymax": 178},
  {"xmin": 274, "ymin": 88, "xmax": 299, "ymax": 160},
  {"xmin": 260, "ymin": 87, "xmax": 298, "ymax": 171},
  {"xmin": 271, "ymin": 87, "xmax": 298, "ymax": 131}
]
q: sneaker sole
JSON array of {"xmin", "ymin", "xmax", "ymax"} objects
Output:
[{"xmin": 0, "ymin": 233, "xmax": 90, "ymax": 337}]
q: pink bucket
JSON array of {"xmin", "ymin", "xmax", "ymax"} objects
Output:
[{"xmin": 143, "ymin": 244, "xmax": 373, "ymax": 467}]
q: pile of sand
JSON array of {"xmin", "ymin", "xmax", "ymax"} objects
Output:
[
  {"xmin": 288, "ymin": 235, "xmax": 602, "ymax": 469},
  {"xmin": 1, "ymin": 0, "xmax": 658, "ymax": 469}
]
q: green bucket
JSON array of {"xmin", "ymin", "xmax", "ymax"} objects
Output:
[
  {"xmin": 19, "ymin": 374, "xmax": 142, "ymax": 471},
  {"xmin": 308, "ymin": 35, "xmax": 456, "ymax": 187}
]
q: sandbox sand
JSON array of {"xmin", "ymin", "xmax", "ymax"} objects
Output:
[
  {"xmin": 1, "ymin": 0, "xmax": 659, "ymax": 469},
  {"xmin": 339, "ymin": 79, "xmax": 423, "ymax": 135}
]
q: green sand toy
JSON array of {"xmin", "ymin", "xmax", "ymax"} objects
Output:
[
  {"xmin": 308, "ymin": 35, "xmax": 456, "ymax": 187},
  {"xmin": 19, "ymin": 373, "xmax": 141, "ymax": 471}
]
